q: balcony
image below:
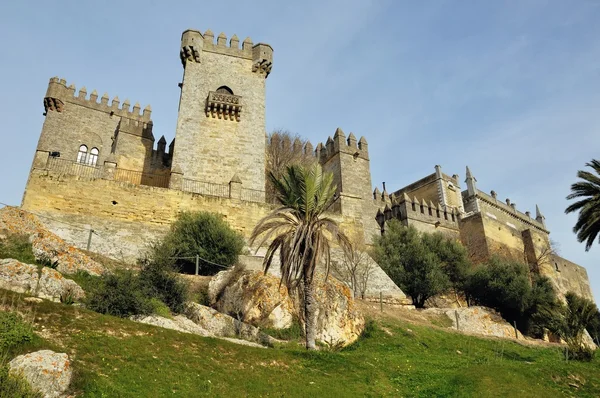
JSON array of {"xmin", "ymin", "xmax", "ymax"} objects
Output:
[{"xmin": 205, "ymin": 91, "xmax": 242, "ymax": 121}]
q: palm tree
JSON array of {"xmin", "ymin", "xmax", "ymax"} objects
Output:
[
  {"xmin": 250, "ymin": 163, "xmax": 351, "ymax": 350},
  {"xmin": 565, "ymin": 159, "xmax": 600, "ymax": 251}
]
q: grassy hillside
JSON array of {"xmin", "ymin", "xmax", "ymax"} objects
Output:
[{"xmin": 3, "ymin": 289, "xmax": 599, "ymax": 397}]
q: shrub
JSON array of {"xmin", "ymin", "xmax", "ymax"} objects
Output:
[
  {"xmin": 150, "ymin": 211, "xmax": 245, "ymax": 275},
  {"xmin": 0, "ymin": 232, "xmax": 36, "ymax": 264},
  {"xmin": 0, "ymin": 312, "xmax": 34, "ymax": 353},
  {"xmin": 372, "ymin": 222, "xmax": 451, "ymax": 308},
  {"xmin": 139, "ymin": 261, "xmax": 188, "ymax": 314},
  {"xmin": 587, "ymin": 309, "xmax": 600, "ymax": 346},
  {"xmin": 86, "ymin": 271, "xmax": 153, "ymax": 317},
  {"xmin": 558, "ymin": 292, "xmax": 598, "ymax": 361},
  {"xmin": 524, "ymin": 277, "xmax": 564, "ymax": 338},
  {"xmin": 464, "ymin": 256, "xmax": 531, "ymax": 327}
]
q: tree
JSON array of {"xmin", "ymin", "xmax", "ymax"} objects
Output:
[
  {"xmin": 250, "ymin": 163, "xmax": 351, "ymax": 350},
  {"xmin": 332, "ymin": 237, "xmax": 375, "ymax": 299},
  {"xmin": 151, "ymin": 211, "xmax": 245, "ymax": 275},
  {"xmin": 558, "ymin": 293, "xmax": 598, "ymax": 360},
  {"xmin": 565, "ymin": 159, "xmax": 600, "ymax": 251},
  {"xmin": 372, "ymin": 221, "xmax": 451, "ymax": 308},
  {"xmin": 464, "ymin": 256, "xmax": 531, "ymax": 327},
  {"xmin": 265, "ymin": 130, "xmax": 315, "ymax": 203}
]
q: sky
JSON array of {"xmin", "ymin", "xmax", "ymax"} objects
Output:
[{"xmin": 0, "ymin": 1, "xmax": 598, "ymax": 299}]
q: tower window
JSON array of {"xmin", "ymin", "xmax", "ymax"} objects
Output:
[
  {"xmin": 77, "ymin": 145, "xmax": 88, "ymax": 164},
  {"xmin": 88, "ymin": 147, "xmax": 99, "ymax": 166},
  {"xmin": 216, "ymin": 86, "xmax": 234, "ymax": 95}
]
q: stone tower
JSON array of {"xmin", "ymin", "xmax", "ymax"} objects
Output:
[
  {"xmin": 317, "ymin": 128, "xmax": 379, "ymax": 243},
  {"xmin": 172, "ymin": 29, "xmax": 273, "ymax": 194}
]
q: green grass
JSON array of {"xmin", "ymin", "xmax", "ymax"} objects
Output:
[
  {"xmin": 0, "ymin": 232, "xmax": 37, "ymax": 265},
  {"xmin": 1, "ymin": 289, "xmax": 599, "ymax": 397}
]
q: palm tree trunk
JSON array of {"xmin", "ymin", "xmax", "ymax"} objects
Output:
[{"xmin": 304, "ymin": 271, "xmax": 317, "ymax": 350}]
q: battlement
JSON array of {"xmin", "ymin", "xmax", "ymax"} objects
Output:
[
  {"xmin": 180, "ymin": 29, "xmax": 273, "ymax": 77},
  {"xmin": 316, "ymin": 128, "xmax": 369, "ymax": 163},
  {"xmin": 376, "ymin": 193, "xmax": 460, "ymax": 232},
  {"xmin": 44, "ymin": 77, "xmax": 152, "ymax": 123},
  {"xmin": 465, "ymin": 189, "xmax": 548, "ymax": 233}
]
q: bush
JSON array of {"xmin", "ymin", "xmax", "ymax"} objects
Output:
[
  {"xmin": 558, "ymin": 292, "xmax": 598, "ymax": 361},
  {"xmin": 86, "ymin": 271, "xmax": 153, "ymax": 318},
  {"xmin": 0, "ymin": 232, "xmax": 36, "ymax": 264},
  {"xmin": 139, "ymin": 260, "xmax": 188, "ymax": 314},
  {"xmin": 0, "ymin": 313, "xmax": 34, "ymax": 353},
  {"xmin": 372, "ymin": 222, "xmax": 452, "ymax": 308},
  {"xmin": 151, "ymin": 211, "xmax": 245, "ymax": 275},
  {"xmin": 464, "ymin": 257, "xmax": 563, "ymax": 336}
]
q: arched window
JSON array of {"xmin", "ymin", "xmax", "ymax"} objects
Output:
[
  {"xmin": 216, "ymin": 86, "xmax": 234, "ymax": 95},
  {"xmin": 77, "ymin": 145, "xmax": 88, "ymax": 164},
  {"xmin": 88, "ymin": 147, "xmax": 99, "ymax": 166}
]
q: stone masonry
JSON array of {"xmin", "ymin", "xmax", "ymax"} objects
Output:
[{"xmin": 20, "ymin": 27, "xmax": 594, "ymax": 304}]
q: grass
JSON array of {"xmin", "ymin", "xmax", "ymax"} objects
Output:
[{"xmin": 1, "ymin": 289, "xmax": 599, "ymax": 397}]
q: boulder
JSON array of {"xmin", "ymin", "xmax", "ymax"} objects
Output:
[
  {"xmin": 9, "ymin": 350, "xmax": 72, "ymax": 398},
  {"xmin": 209, "ymin": 269, "xmax": 365, "ymax": 346},
  {"xmin": 424, "ymin": 306, "xmax": 525, "ymax": 340},
  {"xmin": 0, "ymin": 258, "xmax": 85, "ymax": 303},
  {"xmin": 130, "ymin": 314, "xmax": 267, "ymax": 348},
  {"xmin": 0, "ymin": 258, "xmax": 39, "ymax": 294},
  {"xmin": 308, "ymin": 272, "xmax": 365, "ymax": 346},
  {"xmin": 185, "ymin": 302, "xmax": 276, "ymax": 346},
  {"xmin": 209, "ymin": 269, "xmax": 294, "ymax": 329},
  {"xmin": 37, "ymin": 267, "xmax": 85, "ymax": 302}
]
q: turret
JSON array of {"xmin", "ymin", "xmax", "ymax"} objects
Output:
[
  {"xmin": 180, "ymin": 29, "xmax": 203, "ymax": 65},
  {"xmin": 536, "ymin": 204, "xmax": 546, "ymax": 228},
  {"xmin": 252, "ymin": 43, "xmax": 273, "ymax": 77},
  {"xmin": 465, "ymin": 166, "xmax": 477, "ymax": 197}
]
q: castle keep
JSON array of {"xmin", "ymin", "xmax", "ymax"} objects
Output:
[{"xmin": 21, "ymin": 28, "xmax": 593, "ymax": 302}]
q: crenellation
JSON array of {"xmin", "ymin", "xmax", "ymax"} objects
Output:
[
  {"xmin": 43, "ymin": 77, "xmax": 151, "ymax": 122},
  {"xmin": 217, "ymin": 32, "xmax": 227, "ymax": 46},
  {"xmin": 230, "ymin": 34, "xmax": 240, "ymax": 49}
]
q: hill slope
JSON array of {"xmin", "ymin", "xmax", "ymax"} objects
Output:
[{"xmin": 3, "ymin": 289, "xmax": 599, "ymax": 397}]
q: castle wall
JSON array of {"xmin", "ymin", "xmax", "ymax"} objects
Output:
[
  {"xmin": 172, "ymin": 32, "xmax": 268, "ymax": 193},
  {"xmin": 550, "ymin": 255, "xmax": 595, "ymax": 302}
]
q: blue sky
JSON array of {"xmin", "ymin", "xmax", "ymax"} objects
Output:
[{"xmin": 0, "ymin": 1, "xmax": 598, "ymax": 299}]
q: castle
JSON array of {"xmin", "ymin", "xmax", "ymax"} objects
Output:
[{"xmin": 21, "ymin": 29, "xmax": 593, "ymax": 302}]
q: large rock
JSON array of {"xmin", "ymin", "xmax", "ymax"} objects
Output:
[
  {"xmin": 185, "ymin": 302, "xmax": 276, "ymax": 346},
  {"xmin": 131, "ymin": 314, "xmax": 267, "ymax": 348},
  {"xmin": 309, "ymin": 272, "xmax": 365, "ymax": 346},
  {"xmin": 209, "ymin": 269, "xmax": 365, "ymax": 346},
  {"xmin": 9, "ymin": 350, "xmax": 72, "ymax": 398},
  {"xmin": 37, "ymin": 267, "xmax": 85, "ymax": 302},
  {"xmin": 424, "ymin": 306, "xmax": 525, "ymax": 340},
  {"xmin": 209, "ymin": 269, "xmax": 294, "ymax": 329},
  {"xmin": 0, "ymin": 258, "xmax": 39, "ymax": 294},
  {"xmin": 0, "ymin": 258, "xmax": 85, "ymax": 303},
  {"xmin": 0, "ymin": 206, "xmax": 104, "ymax": 276}
]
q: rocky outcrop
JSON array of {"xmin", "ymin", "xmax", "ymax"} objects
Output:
[
  {"xmin": 9, "ymin": 350, "xmax": 72, "ymax": 398},
  {"xmin": 131, "ymin": 313, "xmax": 267, "ymax": 348},
  {"xmin": 424, "ymin": 306, "xmax": 525, "ymax": 340},
  {"xmin": 209, "ymin": 268, "xmax": 294, "ymax": 329},
  {"xmin": 309, "ymin": 272, "xmax": 365, "ymax": 346},
  {"xmin": 209, "ymin": 269, "xmax": 365, "ymax": 346},
  {"xmin": 185, "ymin": 302, "xmax": 276, "ymax": 346},
  {"xmin": 0, "ymin": 258, "xmax": 84, "ymax": 303},
  {"xmin": 0, "ymin": 206, "xmax": 104, "ymax": 276}
]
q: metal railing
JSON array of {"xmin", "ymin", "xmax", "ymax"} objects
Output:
[
  {"xmin": 241, "ymin": 187, "xmax": 265, "ymax": 203},
  {"xmin": 113, "ymin": 168, "xmax": 170, "ymax": 188},
  {"xmin": 46, "ymin": 157, "xmax": 102, "ymax": 179},
  {"xmin": 181, "ymin": 179, "xmax": 229, "ymax": 198}
]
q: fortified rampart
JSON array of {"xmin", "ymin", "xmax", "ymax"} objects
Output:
[{"xmin": 19, "ymin": 27, "xmax": 594, "ymax": 304}]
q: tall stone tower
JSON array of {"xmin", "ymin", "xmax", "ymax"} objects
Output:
[{"xmin": 172, "ymin": 29, "xmax": 273, "ymax": 194}]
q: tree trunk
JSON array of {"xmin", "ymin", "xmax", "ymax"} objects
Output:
[{"xmin": 304, "ymin": 272, "xmax": 317, "ymax": 350}]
